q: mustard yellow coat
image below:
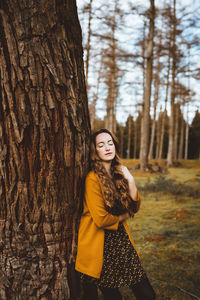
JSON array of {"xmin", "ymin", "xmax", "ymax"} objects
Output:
[{"xmin": 75, "ymin": 170, "xmax": 141, "ymax": 279}]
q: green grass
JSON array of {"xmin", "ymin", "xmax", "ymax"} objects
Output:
[{"xmin": 119, "ymin": 160, "xmax": 200, "ymax": 299}]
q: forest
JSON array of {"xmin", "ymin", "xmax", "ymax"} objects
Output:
[
  {"xmin": 0, "ymin": 0, "xmax": 199, "ymax": 299},
  {"xmin": 77, "ymin": 0, "xmax": 200, "ymax": 166}
]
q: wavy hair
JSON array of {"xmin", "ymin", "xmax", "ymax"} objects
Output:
[{"xmin": 90, "ymin": 128, "xmax": 137, "ymax": 216}]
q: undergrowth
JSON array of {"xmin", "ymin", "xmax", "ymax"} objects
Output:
[{"xmin": 138, "ymin": 175, "xmax": 200, "ymax": 198}]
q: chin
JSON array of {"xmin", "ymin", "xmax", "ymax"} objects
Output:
[{"xmin": 103, "ymin": 156, "xmax": 115, "ymax": 161}]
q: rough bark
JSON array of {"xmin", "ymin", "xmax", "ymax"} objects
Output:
[
  {"xmin": 0, "ymin": 1, "xmax": 90, "ymax": 299},
  {"xmin": 140, "ymin": 0, "xmax": 155, "ymax": 170}
]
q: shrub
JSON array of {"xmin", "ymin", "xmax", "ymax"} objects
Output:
[{"xmin": 138, "ymin": 175, "xmax": 200, "ymax": 198}]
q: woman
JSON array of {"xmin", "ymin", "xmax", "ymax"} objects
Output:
[{"xmin": 75, "ymin": 129, "xmax": 156, "ymax": 300}]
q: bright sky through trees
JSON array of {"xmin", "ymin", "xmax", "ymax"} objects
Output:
[{"xmin": 77, "ymin": 0, "xmax": 200, "ymax": 124}]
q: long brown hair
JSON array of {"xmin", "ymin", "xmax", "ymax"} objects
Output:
[{"xmin": 90, "ymin": 128, "xmax": 137, "ymax": 216}]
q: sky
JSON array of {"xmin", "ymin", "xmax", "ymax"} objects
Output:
[{"xmin": 76, "ymin": 0, "xmax": 200, "ymax": 125}]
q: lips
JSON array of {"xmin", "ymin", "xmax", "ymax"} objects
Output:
[{"xmin": 105, "ymin": 152, "xmax": 112, "ymax": 155}]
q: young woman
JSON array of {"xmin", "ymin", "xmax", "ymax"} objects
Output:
[{"xmin": 75, "ymin": 129, "xmax": 156, "ymax": 300}]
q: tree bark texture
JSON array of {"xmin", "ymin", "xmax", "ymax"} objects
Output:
[
  {"xmin": 0, "ymin": 1, "xmax": 90, "ymax": 299},
  {"xmin": 140, "ymin": 0, "xmax": 155, "ymax": 170}
]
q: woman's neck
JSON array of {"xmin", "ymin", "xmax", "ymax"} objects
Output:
[{"xmin": 102, "ymin": 161, "xmax": 112, "ymax": 177}]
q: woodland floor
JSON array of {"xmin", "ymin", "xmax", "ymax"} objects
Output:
[{"xmin": 99, "ymin": 159, "xmax": 200, "ymax": 300}]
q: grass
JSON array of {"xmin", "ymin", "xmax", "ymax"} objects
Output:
[{"xmin": 119, "ymin": 159, "xmax": 200, "ymax": 299}]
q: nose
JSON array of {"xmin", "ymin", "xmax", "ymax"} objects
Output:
[{"xmin": 105, "ymin": 144, "xmax": 110, "ymax": 151}]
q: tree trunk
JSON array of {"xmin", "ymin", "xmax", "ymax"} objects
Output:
[
  {"xmin": 167, "ymin": 0, "xmax": 176, "ymax": 166},
  {"xmin": 120, "ymin": 126, "xmax": 124, "ymax": 158},
  {"xmin": 184, "ymin": 104, "xmax": 189, "ymax": 160},
  {"xmin": 140, "ymin": 0, "xmax": 155, "ymax": 170},
  {"xmin": 148, "ymin": 60, "xmax": 161, "ymax": 160},
  {"xmin": 173, "ymin": 103, "xmax": 179, "ymax": 160},
  {"xmin": 0, "ymin": 1, "xmax": 90, "ymax": 299},
  {"xmin": 159, "ymin": 54, "xmax": 171, "ymax": 159},
  {"xmin": 127, "ymin": 116, "xmax": 132, "ymax": 159},
  {"xmin": 155, "ymin": 109, "xmax": 162, "ymax": 159},
  {"xmin": 139, "ymin": 20, "xmax": 146, "ymax": 160},
  {"xmin": 85, "ymin": 0, "xmax": 93, "ymax": 92},
  {"xmin": 178, "ymin": 114, "xmax": 184, "ymax": 159},
  {"xmin": 133, "ymin": 119, "xmax": 137, "ymax": 159}
]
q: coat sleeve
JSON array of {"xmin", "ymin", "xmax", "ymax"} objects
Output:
[
  {"xmin": 85, "ymin": 173, "xmax": 119, "ymax": 230},
  {"xmin": 132, "ymin": 190, "xmax": 141, "ymax": 213}
]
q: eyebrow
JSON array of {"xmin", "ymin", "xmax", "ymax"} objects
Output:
[{"xmin": 97, "ymin": 139, "xmax": 113, "ymax": 146}]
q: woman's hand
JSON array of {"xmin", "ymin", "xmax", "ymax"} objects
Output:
[
  {"xmin": 120, "ymin": 165, "xmax": 135, "ymax": 184},
  {"xmin": 120, "ymin": 165, "xmax": 138, "ymax": 201},
  {"xmin": 119, "ymin": 212, "xmax": 130, "ymax": 222}
]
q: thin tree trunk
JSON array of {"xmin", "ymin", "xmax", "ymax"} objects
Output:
[
  {"xmin": 184, "ymin": 122, "xmax": 189, "ymax": 159},
  {"xmin": 184, "ymin": 104, "xmax": 189, "ymax": 159},
  {"xmin": 159, "ymin": 54, "xmax": 171, "ymax": 159},
  {"xmin": 90, "ymin": 97, "xmax": 97, "ymax": 130},
  {"xmin": 140, "ymin": 0, "xmax": 155, "ymax": 170},
  {"xmin": 155, "ymin": 109, "xmax": 162, "ymax": 159},
  {"xmin": 139, "ymin": 21, "xmax": 146, "ymax": 160},
  {"xmin": 173, "ymin": 103, "xmax": 179, "ymax": 160},
  {"xmin": 134, "ymin": 119, "xmax": 137, "ymax": 159},
  {"xmin": 0, "ymin": 1, "xmax": 90, "ymax": 299},
  {"xmin": 85, "ymin": 0, "xmax": 93, "ymax": 91},
  {"xmin": 178, "ymin": 114, "xmax": 184, "ymax": 159},
  {"xmin": 127, "ymin": 116, "xmax": 132, "ymax": 159},
  {"xmin": 120, "ymin": 126, "xmax": 124, "ymax": 157},
  {"xmin": 148, "ymin": 60, "xmax": 161, "ymax": 159},
  {"xmin": 167, "ymin": 0, "xmax": 176, "ymax": 166}
]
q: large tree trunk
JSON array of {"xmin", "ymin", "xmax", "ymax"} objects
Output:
[
  {"xmin": 140, "ymin": 0, "xmax": 155, "ymax": 170},
  {"xmin": 0, "ymin": 1, "xmax": 90, "ymax": 299}
]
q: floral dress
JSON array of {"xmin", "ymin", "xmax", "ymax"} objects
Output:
[{"xmin": 80, "ymin": 222, "xmax": 146, "ymax": 288}]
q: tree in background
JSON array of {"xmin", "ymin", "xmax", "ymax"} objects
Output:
[
  {"xmin": 189, "ymin": 110, "xmax": 200, "ymax": 159},
  {"xmin": 77, "ymin": 0, "xmax": 200, "ymax": 163},
  {"xmin": 140, "ymin": 0, "xmax": 155, "ymax": 170},
  {"xmin": 0, "ymin": 1, "xmax": 90, "ymax": 299}
]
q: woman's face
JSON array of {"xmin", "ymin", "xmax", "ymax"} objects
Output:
[{"xmin": 95, "ymin": 132, "xmax": 116, "ymax": 162}]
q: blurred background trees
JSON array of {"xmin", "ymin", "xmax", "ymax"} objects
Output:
[{"xmin": 77, "ymin": 0, "xmax": 200, "ymax": 166}]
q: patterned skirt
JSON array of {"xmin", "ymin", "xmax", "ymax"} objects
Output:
[{"xmin": 79, "ymin": 222, "xmax": 146, "ymax": 288}]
